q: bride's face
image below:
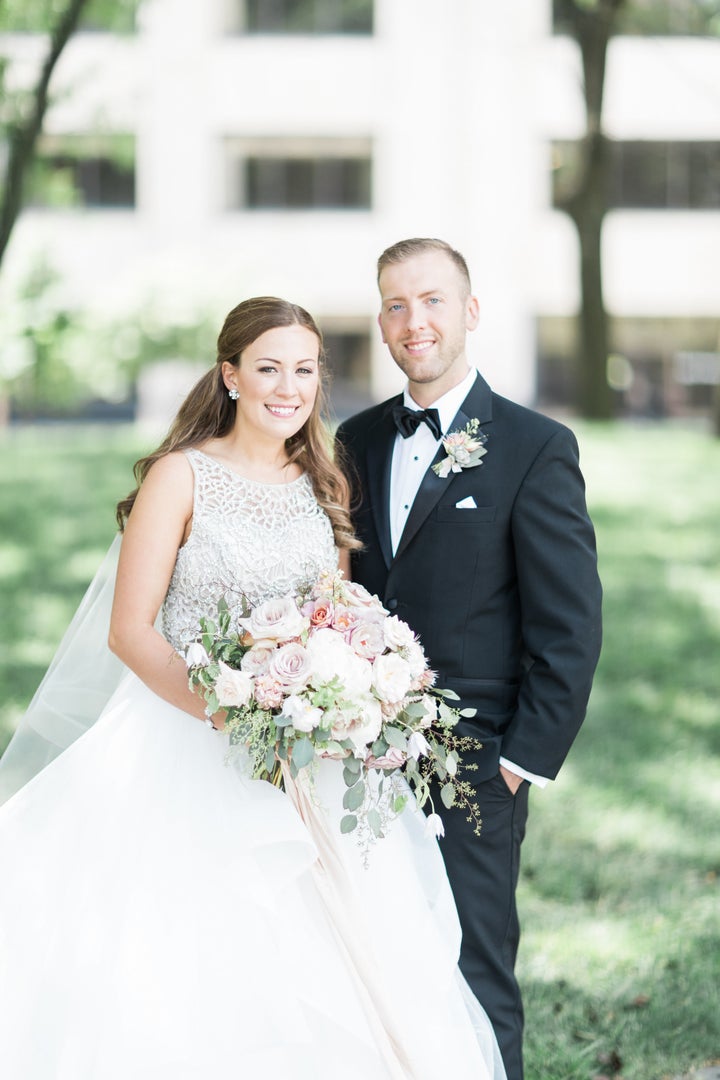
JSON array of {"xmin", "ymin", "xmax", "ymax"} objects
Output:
[{"xmin": 226, "ymin": 324, "xmax": 320, "ymax": 442}]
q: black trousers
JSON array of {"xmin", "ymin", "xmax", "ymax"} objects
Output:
[{"xmin": 435, "ymin": 772, "xmax": 530, "ymax": 1080}]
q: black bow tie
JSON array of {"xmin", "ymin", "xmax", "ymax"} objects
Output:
[{"xmin": 391, "ymin": 403, "xmax": 442, "ymax": 441}]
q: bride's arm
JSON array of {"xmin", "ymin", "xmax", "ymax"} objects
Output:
[
  {"xmin": 108, "ymin": 453, "xmax": 215, "ymax": 726},
  {"xmin": 338, "ymin": 548, "xmax": 351, "ymax": 580}
]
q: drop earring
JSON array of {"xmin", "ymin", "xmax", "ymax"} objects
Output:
[{"xmin": 228, "ymin": 388, "xmax": 239, "ymax": 401}]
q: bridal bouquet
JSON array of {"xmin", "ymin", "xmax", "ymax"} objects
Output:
[{"xmin": 185, "ymin": 571, "xmax": 481, "ymax": 846}]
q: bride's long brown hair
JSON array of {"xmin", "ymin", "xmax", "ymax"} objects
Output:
[{"xmin": 116, "ymin": 296, "xmax": 360, "ymax": 551}]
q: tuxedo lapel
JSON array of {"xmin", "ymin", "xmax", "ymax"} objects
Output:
[
  {"xmin": 394, "ymin": 375, "xmax": 494, "ymax": 561},
  {"xmin": 365, "ymin": 399, "xmax": 399, "ymax": 570}
]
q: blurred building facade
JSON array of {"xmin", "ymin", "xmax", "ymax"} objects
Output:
[{"xmin": 2, "ymin": 0, "xmax": 719, "ymax": 419}]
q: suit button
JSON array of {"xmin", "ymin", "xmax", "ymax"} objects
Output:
[{"xmin": 386, "ymin": 598, "xmax": 398, "ymax": 610}]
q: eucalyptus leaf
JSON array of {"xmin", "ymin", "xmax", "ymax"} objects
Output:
[
  {"xmin": 441, "ymin": 782, "xmax": 456, "ymax": 809},
  {"xmin": 403, "ymin": 701, "xmax": 429, "ymax": 719},
  {"xmin": 343, "ymin": 783, "xmax": 365, "ymax": 812},
  {"xmin": 367, "ymin": 808, "xmax": 383, "ymax": 837},
  {"xmin": 438, "ymin": 688, "xmax": 460, "ymax": 701},
  {"xmin": 290, "ymin": 737, "xmax": 314, "ymax": 769},
  {"xmin": 383, "ymin": 726, "xmax": 408, "ymax": 751},
  {"xmin": 343, "ymin": 765, "xmax": 359, "ymax": 787},
  {"xmin": 460, "ymin": 707, "xmax": 477, "ymax": 718},
  {"xmin": 340, "ymin": 814, "xmax": 358, "ymax": 834}
]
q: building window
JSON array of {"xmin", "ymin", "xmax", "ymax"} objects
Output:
[
  {"xmin": 536, "ymin": 315, "xmax": 720, "ymax": 420},
  {"xmin": 237, "ymin": 0, "xmax": 373, "ymax": 34},
  {"xmin": 29, "ymin": 136, "xmax": 136, "ymax": 210},
  {"xmin": 227, "ymin": 139, "xmax": 372, "ymax": 210},
  {"xmin": 552, "ymin": 140, "xmax": 720, "ymax": 211},
  {"xmin": 323, "ymin": 327, "xmax": 373, "ymax": 418},
  {"xmin": 552, "ymin": 0, "xmax": 720, "ymax": 36}
]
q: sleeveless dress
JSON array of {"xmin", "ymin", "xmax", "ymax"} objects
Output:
[{"xmin": 0, "ymin": 450, "xmax": 506, "ymax": 1080}]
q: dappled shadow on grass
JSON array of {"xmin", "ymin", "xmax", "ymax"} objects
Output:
[
  {"xmin": 522, "ymin": 939, "xmax": 720, "ymax": 1080},
  {"xmin": 520, "ymin": 431, "xmax": 720, "ymax": 1079}
]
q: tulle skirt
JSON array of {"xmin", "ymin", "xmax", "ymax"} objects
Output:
[{"xmin": 0, "ymin": 673, "xmax": 505, "ymax": 1079}]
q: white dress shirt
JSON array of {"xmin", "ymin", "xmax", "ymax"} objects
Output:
[{"xmin": 389, "ymin": 368, "xmax": 549, "ymax": 789}]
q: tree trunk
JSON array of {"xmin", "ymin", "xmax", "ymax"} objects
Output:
[
  {"xmin": 0, "ymin": 0, "xmax": 91, "ymax": 271},
  {"xmin": 557, "ymin": 0, "xmax": 626, "ymax": 420},
  {"xmin": 568, "ymin": 134, "xmax": 615, "ymax": 419}
]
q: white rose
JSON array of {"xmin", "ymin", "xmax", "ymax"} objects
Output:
[
  {"xmin": 402, "ymin": 640, "xmax": 428, "ymax": 680},
  {"xmin": 372, "ymin": 652, "xmax": 413, "ymax": 704},
  {"xmin": 306, "ymin": 628, "xmax": 373, "ymax": 698},
  {"xmin": 240, "ymin": 644, "xmax": 273, "ymax": 676},
  {"xmin": 214, "ymin": 661, "xmax": 254, "ymax": 707},
  {"xmin": 348, "ymin": 619, "xmax": 386, "ymax": 660},
  {"xmin": 383, "ymin": 615, "xmax": 417, "ymax": 651},
  {"xmin": 185, "ymin": 642, "xmax": 210, "ymax": 668},
  {"xmin": 281, "ymin": 694, "xmax": 323, "ymax": 733},
  {"xmin": 239, "ymin": 595, "xmax": 309, "ymax": 644},
  {"xmin": 266, "ymin": 641, "xmax": 313, "ymax": 691},
  {"xmin": 330, "ymin": 696, "xmax": 382, "ymax": 751}
]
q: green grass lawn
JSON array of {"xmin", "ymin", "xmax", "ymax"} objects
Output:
[{"xmin": 1, "ymin": 421, "xmax": 719, "ymax": 1079}]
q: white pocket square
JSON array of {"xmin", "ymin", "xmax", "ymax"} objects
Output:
[{"xmin": 455, "ymin": 496, "xmax": 477, "ymax": 509}]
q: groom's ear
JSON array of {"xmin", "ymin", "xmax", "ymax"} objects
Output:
[
  {"xmin": 377, "ymin": 312, "xmax": 387, "ymax": 343},
  {"xmin": 465, "ymin": 294, "xmax": 480, "ymax": 331}
]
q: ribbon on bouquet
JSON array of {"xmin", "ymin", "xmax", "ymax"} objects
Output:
[{"xmin": 280, "ymin": 762, "xmax": 420, "ymax": 1080}]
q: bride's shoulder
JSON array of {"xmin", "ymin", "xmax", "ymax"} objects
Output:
[{"xmin": 138, "ymin": 452, "xmax": 195, "ymax": 506}]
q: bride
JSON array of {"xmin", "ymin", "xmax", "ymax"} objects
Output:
[{"xmin": 0, "ymin": 297, "xmax": 506, "ymax": 1079}]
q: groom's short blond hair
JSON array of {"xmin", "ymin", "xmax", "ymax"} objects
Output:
[{"xmin": 376, "ymin": 238, "xmax": 472, "ymax": 297}]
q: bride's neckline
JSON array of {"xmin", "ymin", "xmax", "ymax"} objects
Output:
[{"xmin": 190, "ymin": 448, "xmax": 306, "ymax": 488}]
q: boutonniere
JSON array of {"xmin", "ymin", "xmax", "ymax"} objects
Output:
[{"xmin": 432, "ymin": 418, "xmax": 488, "ymax": 479}]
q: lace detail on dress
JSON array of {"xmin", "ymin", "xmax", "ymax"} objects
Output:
[{"xmin": 162, "ymin": 450, "xmax": 338, "ymax": 652}]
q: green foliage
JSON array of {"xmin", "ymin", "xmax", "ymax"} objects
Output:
[
  {"xmin": 0, "ymin": 257, "xmax": 218, "ymax": 416},
  {"xmin": 554, "ymin": 0, "xmax": 720, "ymax": 37},
  {"xmin": 0, "ymin": 0, "xmax": 138, "ymax": 34}
]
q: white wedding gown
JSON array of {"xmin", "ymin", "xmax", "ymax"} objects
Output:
[{"xmin": 0, "ymin": 450, "xmax": 506, "ymax": 1080}]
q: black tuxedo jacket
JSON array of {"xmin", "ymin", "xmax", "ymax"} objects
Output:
[{"xmin": 336, "ymin": 374, "xmax": 602, "ymax": 782}]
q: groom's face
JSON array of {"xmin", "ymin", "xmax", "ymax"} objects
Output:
[{"xmin": 378, "ymin": 250, "xmax": 479, "ymax": 402}]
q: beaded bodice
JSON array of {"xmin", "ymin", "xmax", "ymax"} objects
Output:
[{"xmin": 162, "ymin": 450, "xmax": 338, "ymax": 651}]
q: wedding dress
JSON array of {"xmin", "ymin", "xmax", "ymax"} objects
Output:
[{"xmin": 0, "ymin": 449, "xmax": 506, "ymax": 1080}]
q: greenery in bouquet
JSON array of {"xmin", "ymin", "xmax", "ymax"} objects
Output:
[{"xmin": 186, "ymin": 571, "xmax": 482, "ymax": 846}]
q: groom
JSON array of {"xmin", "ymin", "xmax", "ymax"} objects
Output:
[{"xmin": 336, "ymin": 238, "xmax": 602, "ymax": 1080}]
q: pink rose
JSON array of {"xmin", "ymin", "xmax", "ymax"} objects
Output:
[
  {"xmin": 331, "ymin": 606, "xmax": 358, "ymax": 633},
  {"xmin": 301, "ymin": 599, "xmax": 334, "ymax": 628},
  {"xmin": 366, "ymin": 746, "xmax": 407, "ymax": 771},
  {"xmin": 239, "ymin": 595, "xmax": 308, "ymax": 644},
  {"xmin": 267, "ymin": 641, "xmax": 313, "ymax": 691},
  {"xmin": 341, "ymin": 580, "xmax": 387, "ymax": 614}
]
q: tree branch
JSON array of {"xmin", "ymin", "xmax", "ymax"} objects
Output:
[{"xmin": 0, "ymin": 0, "xmax": 92, "ymax": 268}]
